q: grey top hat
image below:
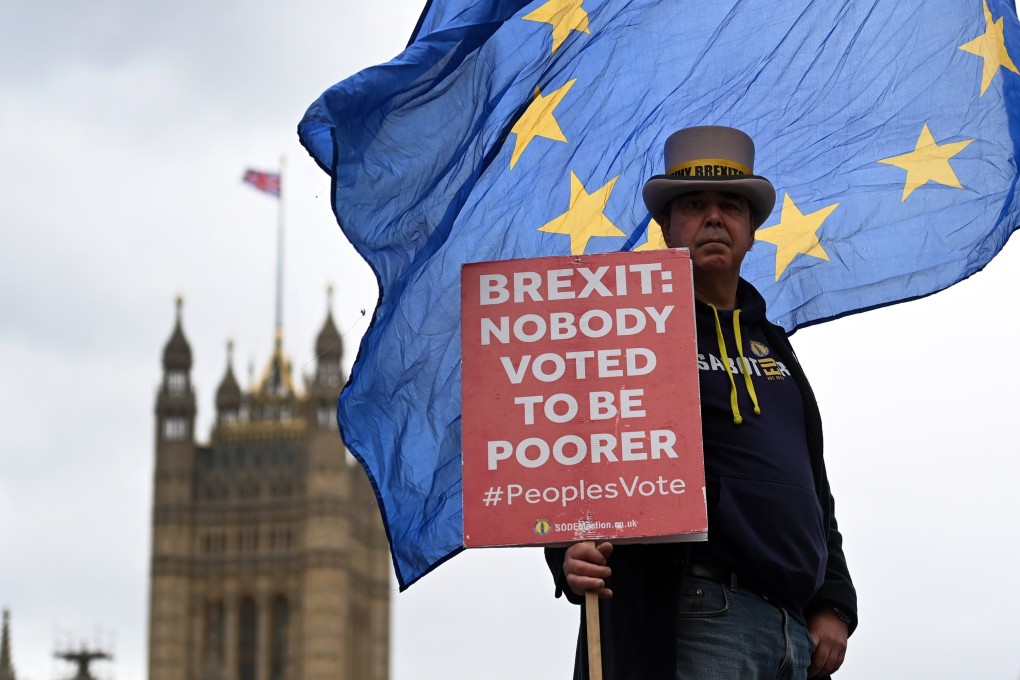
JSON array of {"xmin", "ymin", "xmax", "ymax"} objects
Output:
[{"xmin": 642, "ymin": 126, "xmax": 776, "ymax": 229}]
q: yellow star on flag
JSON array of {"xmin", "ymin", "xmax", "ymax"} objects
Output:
[
  {"xmin": 509, "ymin": 80, "xmax": 576, "ymax": 169},
  {"xmin": 522, "ymin": 0, "xmax": 590, "ymax": 54},
  {"xmin": 538, "ymin": 172, "xmax": 624, "ymax": 255},
  {"xmin": 878, "ymin": 124, "xmax": 973, "ymax": 201},
  {"xmin": 959, "ymin": 0, "xmax": 1019, "ymax": 96},
  {"xmin": 633, "ymin": 218, "xmax": 668, "ymax": 251},
  {"xmin": 755, "ymin": 194, "xmax": 836, "ymax": 281}
]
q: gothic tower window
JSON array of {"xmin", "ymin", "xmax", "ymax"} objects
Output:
[
  {"xmin": 270, "ymin": 595, "xmax": 289, "ymax": 680},
  {"xmin": 167, "ymin": 370, "xmax": 188, "ymax": 395},
  {"xmin": 316, "ymin": 401, "xmax": 336, "ymax": 428},
  {"xmin": 238, "ymin": 597, "xmax": 257, "ymax": 680},
  {"xmin": 238, "ymin": 530, "xmax": 259, "ymax": 553},
  {"xmin": 163, "ymin": 416, "xmax": 189, "ymax": 441},
  {"xmin": 318, "ymin": 360, "xmax": 341, "ymax": 387},
  {"xmin": 203, "ymin": 599, "xmax": 225, "ymax": 671},
  {"xmin": 347, "ymin": 602, "xmax": 368, "ymax": 679}
]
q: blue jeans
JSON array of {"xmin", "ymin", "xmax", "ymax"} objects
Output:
[{"xmin": 676, "ymin": 576, "xmax": 815, "ymax": 680}]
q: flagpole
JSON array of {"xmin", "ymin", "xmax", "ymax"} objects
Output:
[{"xmin": 275, "ymin": 155, "xmax": 286, "ymax": 350}]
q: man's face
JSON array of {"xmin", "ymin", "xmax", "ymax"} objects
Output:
[{"xmin": 660, "ymin": 190, "xmax": 753, "ymax": 278}]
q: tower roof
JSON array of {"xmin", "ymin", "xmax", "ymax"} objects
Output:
[
  {"xmin": 162, "ymin": 296, "xmax": 192, "ymax": 371},
  {"xmin": 315, "ymin": 285, "xmax": 343, "ymax": 360},
  {"xmin": 216, "ymin": 340, "xmax": 241, "ymax": 410}
]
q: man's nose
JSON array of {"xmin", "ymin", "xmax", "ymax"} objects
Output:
[{"xmin": 704, "ymin": 201, "xmax": 723, "ymax": 224}]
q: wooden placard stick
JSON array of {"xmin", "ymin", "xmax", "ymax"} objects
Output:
[{"xmin": 584, "ymin": 540, "xmax": 603, "ymax": 680}]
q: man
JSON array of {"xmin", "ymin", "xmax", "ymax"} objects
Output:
[{"xmin": 545, "ymin": 126, "xmax": 857, "ymax": 680}]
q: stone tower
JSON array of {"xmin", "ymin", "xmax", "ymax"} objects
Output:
[{"xmin": 148, "ymin": 291, "xmax": 390, "ymax": 680}]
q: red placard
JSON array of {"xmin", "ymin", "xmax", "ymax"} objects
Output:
[{"xmin": 461, "ymin": 250, "xmax": 707, "ymax": 547}]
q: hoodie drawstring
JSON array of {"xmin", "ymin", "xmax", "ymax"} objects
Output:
[{"xmin": 709, "ymin": 305, "xmax": 762, "ymax": 425}]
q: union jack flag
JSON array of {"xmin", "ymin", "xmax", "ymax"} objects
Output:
[{"xmin": 242, "ymin": 169, "xmax": 281, "ymax": 197}]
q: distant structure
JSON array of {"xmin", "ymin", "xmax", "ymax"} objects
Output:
[
  {"xmin": 148, "ymin": 290, "xmax": 390, "ymax": 680},
  {"xmin": 54, "ymin": 643, "xmax": 111, "ymax": 680},
  {"xmin": 1, "ymin": 610, "xmax": 15, "ymax": 680}
]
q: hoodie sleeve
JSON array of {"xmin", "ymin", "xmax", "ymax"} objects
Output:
[
  {"xmin": 807, "ymin": 489, "xmax": 858, "ymax": 635},
  {"xmin": 764, "ymin": 319, "xmax": 858, "ymax": 635}
]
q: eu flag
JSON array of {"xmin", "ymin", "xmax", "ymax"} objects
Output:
[{"xmin": 299, "ymin": 0, "xmax": 1020, "ymax": 589}]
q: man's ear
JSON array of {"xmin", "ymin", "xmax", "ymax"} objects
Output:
[{"xmin": 656, "ymin": 213, "xmax": 671, "ymax": 247}]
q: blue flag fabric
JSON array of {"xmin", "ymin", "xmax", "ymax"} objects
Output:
[{"xmin": 300, "ymin": 0, "xmax": 1020, "ymax": 589}]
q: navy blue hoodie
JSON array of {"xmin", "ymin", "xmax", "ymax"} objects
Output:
[{"xmin": 690, "ymin": 280, "xmax": 827, "ymax": 621}]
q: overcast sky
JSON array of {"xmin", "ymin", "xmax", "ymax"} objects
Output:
[{"xmin": 3, "ymin": 1, "xmax": 1020, "ymax": 680}]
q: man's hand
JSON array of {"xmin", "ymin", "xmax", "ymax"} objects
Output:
[
  {"xmin": 562, "ymin": 541, "xmax": 614, "ymax": 599},
  {"xmin": 807, "ymin": 609, "xmax": 848, "ymax": 677}
]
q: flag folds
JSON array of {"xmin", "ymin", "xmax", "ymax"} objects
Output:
[
  {"xmin": 299, "ymin": 0, "xmax": 1020, "ymax": 589},
  {"xmin": 242, "ymin": 169, "xmax": 281, "ymax": 197}
]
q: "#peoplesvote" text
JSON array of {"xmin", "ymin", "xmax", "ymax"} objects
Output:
[{"xmin": 480, "ymin": 476, "xmax": 687, "ymax": 508}]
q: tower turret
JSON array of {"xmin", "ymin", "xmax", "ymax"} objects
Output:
[
  {"xmin": 314, "ymin": 284, "xmax": 343, "ymax": 388},
  {"xmin": 0, "ymin": 609, "xmax": 15, "ymax": 680},
  {"xmin": 162, "ymin": 297, "xmax": 192, "ymax": 371},
  {"xmin": 215, "ymin": 340, "xmax": 242, "ymax": 425},
  {"xmin": 308, "ymin": 286, "xmax": 344, "ymax": 430},
  {"xmin": 156, "ymin": 296, "xmax": 196, "ymax": 441}
]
